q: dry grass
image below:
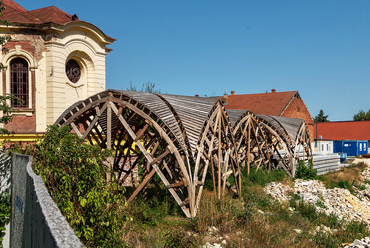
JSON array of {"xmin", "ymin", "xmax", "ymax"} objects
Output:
[
  {"xmin": 320, "ymin": 162, "xmax": 367, "ymax": 189},
  {"xmin": 115, "ymin": 163, "xmax": 370, "ymax": 248},
  {"xmin": 196, "ymin": 190, "xmax": 244, "ymax": 233}
]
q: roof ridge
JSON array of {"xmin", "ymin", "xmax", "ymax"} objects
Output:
[
  {"xmin": 280, "ymin": 91, "xmax": 298, "ymax": 116},
  {"xmin": 228, "ymin": 90, "xmax": 297, "ymax": 97}
]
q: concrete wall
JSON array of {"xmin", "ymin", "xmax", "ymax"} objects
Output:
[{"xmin": 11, "ymin": 153, "xmax": 84, "ymax": 248}]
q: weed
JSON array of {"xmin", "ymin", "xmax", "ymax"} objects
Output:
[
  {"xmin": 315, "ymin": 199, "xmax": 327, "ymax": 209},
  {"xmin": 164, "ymin": 229, "xmax": 197, "ymax": 248},
  {"xmin": 241, "ymin": 167, "xmax": 290, "ymax": 187},
  {"xmin": 359, "ymin": 184, "xmax": 367, "ymax": 190},
  {"xmin": 327, "ymin": 212, "xmax": 342, "ymax": 229},
  {"xmin": 313, "ymin": 232, "xmax": 340, "ymax": 248},
  {"xmin": 296, "ymin": 160, "xmax": 317, "ymax": 180}
]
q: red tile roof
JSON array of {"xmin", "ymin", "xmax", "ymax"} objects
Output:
[
  {"xmin": 29, "ymin": 6, "xmax": 73, "ymax": 25},
  {"xmin": 2, "ymin": 0, "xmax": 73, "ymax": 25},
  {"xmin": 224, "ymin": 91, "xmax": 298, "ymax": 116},
  {"xmin": 1, "ymin": 0, "xmax": 115, "ymax": 42},
  {"xmin": 2, "ymin": 0, "xmax": 42, "ymax": 24},
  {"xmin": 314, "ymin": 121, "xmax": 370, "ymax": 140}
]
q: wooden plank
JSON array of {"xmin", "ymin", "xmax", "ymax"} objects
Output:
[
  {"xmin": 217, "ymin": 111, "xmax": 222, "ymax": 200},
  {"xmin": 82, "ymin": 102, "xmax": 108, "ymax": 140},
  {"xmin": 107, "ymin": 103, "xmax": 112, "ymax": 149},
  {"xmin": 71, "ymin": 122, "xmax": 82, "ymax": 138}
]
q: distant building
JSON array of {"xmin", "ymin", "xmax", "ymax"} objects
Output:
[
  {"xmin": 0, "ymin": 0, "xmax": 115, "ymax": 140},
  {"xmin": 314, "ymin": 121, "xmax": 370, "ymax": 155},
  {"xmin": 315, "ymin": 140, "xmax": 333, "ymax": 154},
  {"xmin": 222, "ymin": 89, "xmax": 314, "ymax": 142}
]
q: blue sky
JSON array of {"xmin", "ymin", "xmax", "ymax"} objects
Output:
[{"xmin": 17, "ymin": 0, "xmax": 370, "ymax": 121}]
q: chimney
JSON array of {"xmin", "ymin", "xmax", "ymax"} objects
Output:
[
  {"xmin": 271, "ymin": 89, "xmax": 276, "ymax": 93},
  {"xmin": 223, "ymin": 89, "xmax": 228, "ymax": 103},
  {"xmin": 195, "ymin": 94, "xmax": 199, "ymax": 97},
  {"xmin": 231, "ymin": 90, "xmax": 235, "ymax": 95}
]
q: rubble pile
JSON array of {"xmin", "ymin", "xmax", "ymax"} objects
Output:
[
  {"xmin": 264, "ymin": 182, "xmax": 293, "ymax": 202},
  {"xmin": 362, "ymin": 163, "xmax": 370, "ymax": 181},
  {"xmin": 343, "ymin": 237, "xmax": 370, "ymax": 248},
  {"xmin": 265, "ymin": 179, "xmax": 370, "ymax": 224}
]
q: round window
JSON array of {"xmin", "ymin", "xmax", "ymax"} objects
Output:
[{"xmin": 66, "ymin": 59, "xmax": 81, "ymax": 83}]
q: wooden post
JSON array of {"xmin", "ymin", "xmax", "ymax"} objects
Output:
[{"xmin": 217, "ymin": 113, "xmax": 222, "ymax": 200}]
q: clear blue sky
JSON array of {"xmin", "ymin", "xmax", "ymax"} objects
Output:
[{"xmin": 17, "ymin": 0, "xmax": 370, "ymax": 121}]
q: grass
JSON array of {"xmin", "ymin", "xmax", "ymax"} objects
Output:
[
  {"xmin": 318, "ymin": 162, "xmax": 367, "ymax": 189},
  {"xmin": 116, "ymin": 163, "xmax": 370, "ymax": 247}
]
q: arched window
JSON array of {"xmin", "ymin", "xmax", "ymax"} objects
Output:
[{"xmin": 10, "ymin": 58, "xmax": 29, "ymax": 108}]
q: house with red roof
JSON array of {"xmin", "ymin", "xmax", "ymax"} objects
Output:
[
  {"xmin": 223, "ymin": 89, "xmax": 314, "ymax": 142},
  {"xmin": 0, "ymin": 0, "xmax": 115, "ymax": 140},
  {"xmin": 314, "ymin": 121, "xmax": 370, "ymax": 156}
]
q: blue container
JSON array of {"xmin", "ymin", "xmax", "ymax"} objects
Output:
[
  {"xmin": 332, "ymin": 140, "xmax": 368, "ymax": 157},
  {"xmin": 357, "ymin": 140, "xmax": 368, "ymax": 156},
  {"xmin": 333, "ymin": 141, "xmax": 343, "ymax": 153},
  {"xmin": 343, "ymin": 141, "xmax": 356, "ymax": 156}
]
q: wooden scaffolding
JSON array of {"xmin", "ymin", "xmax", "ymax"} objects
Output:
[{"xmin": 56, "ymin": 89, "xmax": 312, "ymax": 218}]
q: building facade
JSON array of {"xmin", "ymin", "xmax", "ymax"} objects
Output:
[
  {"xmin": 315, "ymin": 121, "xmax": 370, "ymax": 155},
  {"xmin": 0, "ymin": 0, "xmax": 115, "ymax": 136},
  {"xmin": 222, "ymin": 89, "xmax": 314, "ymax": 142}
]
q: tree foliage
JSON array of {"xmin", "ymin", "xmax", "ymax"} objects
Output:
[
  {"xmin": 314, "ymin": 109, "xmax": 329, "ymax": 123},
  {"xmin": 127, "ymin": 81, "xmax": 161, "ymax": 93},
  {"xmin": 353, "ymin": 109, "xmax": 370, "ymax": 121}
]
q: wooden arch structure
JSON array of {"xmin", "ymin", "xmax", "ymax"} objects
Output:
[
  {"xmin": 228, "ymin": 110, "xmax": 271, "ymax": 174},
  {"xmin": 256, "ymin": 115, "xmax": 312, "ymax": 177},
  {"xmin": 272, "ymin": 116, "xmax": 312, "ymax": 172},
  {"xmin": 56, "ymin": 90, "xmax": 241, "ymax": 218}
]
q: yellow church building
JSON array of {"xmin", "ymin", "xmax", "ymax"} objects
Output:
[{"xmin": 0, "ymin": 0, "xmax": 115, "ymax": 142}]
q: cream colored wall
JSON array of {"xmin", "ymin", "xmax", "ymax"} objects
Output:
[
  {"xmin": 0, "ymin": 22, "xmax": 113, "ymax": 132},
  {"xmin": 45, "ymin": 27, "xmax": 109, "ymax": 127},
  {"xmin": 35, "ymin": 52, "xmax": 47, "ymax": 132}
]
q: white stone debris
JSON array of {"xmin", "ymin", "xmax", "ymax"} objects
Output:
[
  {"xmin": 344, "ymin": 238, "xmax": 370, "ymax": 248},
  {"xmin": 202, "ymin": 242, "xmax": 223, "ymax": 248},
  {"xmin": 265, "ymin": 179, "xmax": 370, "ymax": 224},
  {"xmin": 264, "ymin": 169, "xmax": 370, "ymax": 248}
]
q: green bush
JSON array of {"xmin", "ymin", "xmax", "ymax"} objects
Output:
[
  {"xmin": 295, "ymin": 160, "xmax": 317, "ymax": 180},
  {"xmin": 0, "ymin": 192, "xmax": 10, "ymax": 247},
  {"xmin": 14, "ymin": 125, "xmax": 127, "ymax": 247}
]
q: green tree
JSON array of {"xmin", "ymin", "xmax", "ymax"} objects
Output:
[
  {"xmin": 314, "ymin": 109, "xmax": 329, "ymax": 123},
  {"xmin": 353, "ymin": 109, "xmax": 370, "ymax": 121},
  {"xmin": 127, "ymin": 81, "xmax": 161, "ymax": 93}
]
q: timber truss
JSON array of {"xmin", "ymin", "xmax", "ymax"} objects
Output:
[{"xmin": 56, "ymin": 89, "xmax": 312, "ymax": 218}]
